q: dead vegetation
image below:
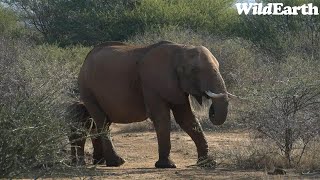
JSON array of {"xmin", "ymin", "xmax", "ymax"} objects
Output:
[{"xmin": 1, "ymin": 20, "xmax": 319, "ymax": 180}]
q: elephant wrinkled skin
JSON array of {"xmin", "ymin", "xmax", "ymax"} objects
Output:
[{"xmin": 72, "ymin": 41, "xmax": 232, "ymax": 168}]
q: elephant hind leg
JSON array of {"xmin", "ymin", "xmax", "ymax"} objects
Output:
[
  {"xmin": 84, "ymin": 119, "xmax": 105, "ymax": 164},
  {"xmin": 90, "ymin": 127, "xmax": 105, "ymax": 165},
  {"xmin": 81, "ymin": 91, "xmax": 125, "ymax": 167},
  {"xmin": 92, "ymin": 137, "xmax": 105, "ymax": 165}
]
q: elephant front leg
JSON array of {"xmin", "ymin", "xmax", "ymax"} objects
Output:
[
  {"xmin": 152, "ymin": 116, "xmax": 176, "ymax": 168},
  {"xmin": 144, "ymin": 91, "xmax": 176, "ymax": 168},
  {"xmin": 172, "ymin": 102, "xmax": 216, "ymax": 168}
]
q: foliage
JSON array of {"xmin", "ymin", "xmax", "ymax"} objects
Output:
[
  {"xmin": 0, "ymin": 0, "xmax": 320, "ymax": 175},
  {"xmin": 0, "ymin": 5, "xmax": 23, "ymax": 37},
  {"xmin": 245, "ymin": 83, "xmax": 320, "ymax": 167},
  {"xmin": 236, "ymin": 0, "xmax": 320, "ymax": 59},
  {"xmin": 3, "ymin": 0, "xmax": 238, "ymax": 46},
  {"xmin": 0, "ymin": 36, "xmax": 89, "ymax": 178},
  {"xmin": 2, "ymin": 0, "xmax": 320, "ymax": 57},
  {"xmin": 128, "ymin": 0, "xmax": 237, "ymax": 35},
  {"xmin": 2, "ymin": 0, "xmax": 136, "ymax": 45}
]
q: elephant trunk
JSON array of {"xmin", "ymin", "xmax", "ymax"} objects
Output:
[
  {"xmin": 204, "ymin": 73, "xmax": 229, "ymax": 125},
  {"xmin": 208, "ymin": 98, "xmax": 229, "ymax": 125}
]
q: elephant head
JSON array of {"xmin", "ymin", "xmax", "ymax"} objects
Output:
[
  {"xmin": 139, "ymin": 43, "xmax": 235, "ymax": 126},
  {"xmin": 174, "ymin": 45, "xmax": 233, "ymax": 125}
]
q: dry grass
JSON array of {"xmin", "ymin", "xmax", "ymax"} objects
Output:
[
  {"xmin": 215, "ymin": 133, "xmax": 320, "ymax": 172},
  {"xmin": 0, "ymin": 36, "xmax": 90, "ymax": 178},
  {"xmin": 1, "ymin": 26, "xmax": 319, "ymax": 178},
  {"xmin": 298, "ymin": 139, "xmax": 320, "ymax": 172},
  {"xmin": 39, "ymin": 130, "xmax": 319, "ymax": 179}
]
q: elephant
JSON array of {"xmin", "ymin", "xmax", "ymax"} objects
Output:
[{"xmin": 74, "ymin": 40, "xmax": 236, "ymax": 168}]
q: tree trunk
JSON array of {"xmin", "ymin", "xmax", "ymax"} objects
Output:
[{"xmin": 284, "ymin": 128, "xmax": 293, "ymax": 167}]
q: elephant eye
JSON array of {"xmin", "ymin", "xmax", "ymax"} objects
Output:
[{"xmin": 188, "ymin": 49, "xmax": 200, "ymax": 59}]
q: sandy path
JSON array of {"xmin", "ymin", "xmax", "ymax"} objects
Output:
[{"xmin": 77, "ymin": 128, "xmax": 318, "ymax": 179}]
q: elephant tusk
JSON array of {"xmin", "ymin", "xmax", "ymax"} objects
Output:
[
  {"xmin": 206, "ymin": 91, "xmax": 240, "ymax": 100},
  {"xmin": 205, "ymin": 91, "xmax": 226, "ymax": 98},
  {"xmin": 227, "ymin": 92, "xmax": 239, "ymax": 99}
]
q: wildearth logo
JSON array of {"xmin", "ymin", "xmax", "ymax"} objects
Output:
[{"xmin": 235, "ymin": 3, "xmax": 319, "ymax": 15}]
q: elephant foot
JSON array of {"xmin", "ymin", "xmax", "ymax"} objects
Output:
[
  {"xmin": 93, "ymin": 153, "xmax": 105, "ymax": 165},
  {"xmin": 196, "ymin": 156, "xmax": 217, "ymax": 169},
  {"xmin": 105, "ymin": 156, "xmax": 126, "ymax": 167},
  {"xmin": 155, "ymin": 158, "xmax": 176, "ymax": 168},
  {"xmin": 93, "ymin": 158, "xmax": 105, "ymax": 165}
]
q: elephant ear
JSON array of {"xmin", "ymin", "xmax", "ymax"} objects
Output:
[
  {"xmin": 174, "ymin": 47, "xmax": 202, "ymax": 99},
  {"xmin": 138, "ymin": 44, "xmax": 187, "ymax": 104}
]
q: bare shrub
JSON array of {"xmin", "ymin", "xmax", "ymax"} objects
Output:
[
  {"xmin": 0, "ymin": 37, "xmax": 68, "ymax": 177},
  {"xmin": 0, "ymin": 36, "xmax": 92, "ymax": 178},
  {"xmin": 0, "ymin": 36, "xmax": 28, "ymax": 102},
  {"xmin": 217, "ymin": 137, "xmax": 279, "ymax": 170},
  {"xmin": 217, "ymin": 134, "xmax": 320, "ymax": 173},
  {"xmin": 298, "ymin": 138, "xmax": 320, "ymax": 172},
  {"xmin": 243, "ymin": 82, "xmax": 320, "ymax": 168}
]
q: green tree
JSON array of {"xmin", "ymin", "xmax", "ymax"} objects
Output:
[
  {"xmin": 128, "ymin": 0, "xmax": 238, "ymax": 36},
  {"xmin": 0, "ymin": 5, "xmax": 22, "ymax": 37},
  {"xmin": 3, "ymin": 0, "xmax": 137, "ymax": 46},
  {"xmin": 3, "ymin": 0, "xmax": 239, "ymax": 46},
  {"xmin": 235, "ymin": 0, "xmax": 320, "ymax": 59}
]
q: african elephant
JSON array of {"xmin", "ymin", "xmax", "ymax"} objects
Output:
[{"xmin": 75, "ymin": 40, "xmax": 235, "ymax": 168}]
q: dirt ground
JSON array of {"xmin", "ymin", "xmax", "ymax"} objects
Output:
[{"xmin": 71, "ymin": 124, "xmax": 320, "ymax": 180}]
